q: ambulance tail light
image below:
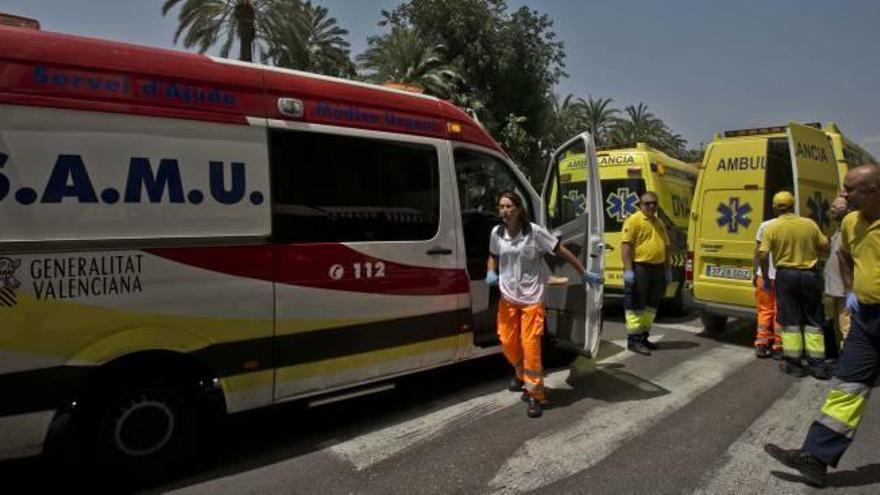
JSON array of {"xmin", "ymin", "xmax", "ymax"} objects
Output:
[{"xmin": 685, "ymin": 251, "xmax": 694, "ymax": 282}]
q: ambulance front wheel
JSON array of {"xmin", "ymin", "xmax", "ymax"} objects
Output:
[
  {"xmin": 79, "ymin": 377, "xmax": 199, "ymax": 480},
  {"xmin": 700, "ymin": 312, "xmax": 728, "ymax": 332}
]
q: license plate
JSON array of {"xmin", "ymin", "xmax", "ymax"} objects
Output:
[{"xmin": 705, "ymin": 265, "xmax": 752, "ymax": 281}]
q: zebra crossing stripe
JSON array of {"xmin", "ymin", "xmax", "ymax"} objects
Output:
[
  {"xmin": 488, "ymin": 343, "xmax": 754, "ymax": 494},
  {"xmin": 691, "ymin": 378, "xmax": 828, "ymax": 494},
  {"xmin": 329, "ymin": 336, "xmax": 664, "ymax": 471}
]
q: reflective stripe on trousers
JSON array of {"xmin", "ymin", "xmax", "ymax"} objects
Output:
[
  {"xmin": 625, "ymin": 307, "xmax": 657, "ymax": 336},
  {"xmin": 803, "ymin": 303, "xmax": 880, "ymax": 467},
  {"xmin": 781, "ymin": 325, "xmax": 825, "ymax": 360}
]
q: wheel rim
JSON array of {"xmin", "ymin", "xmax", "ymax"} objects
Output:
[{"xmin": 107, "ymin": 392, "xmax": 177, "ymax": 457}]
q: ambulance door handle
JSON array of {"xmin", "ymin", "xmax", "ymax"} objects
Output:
[
  {"xmin": 426, "ymin": 247, "xmax": 453, "ymax": 255},
  {"xmin": 605, "ymin": 245, "xmax": 615, "ymax": 252}
]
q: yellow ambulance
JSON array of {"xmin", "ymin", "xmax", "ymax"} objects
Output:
[
  {"xmin": 551, "ymin": 143, "xmax": 698, "ymax": 313},
  {"xmin": 685, "ymin": 122, "xmax": 877, "ymax": 330}
]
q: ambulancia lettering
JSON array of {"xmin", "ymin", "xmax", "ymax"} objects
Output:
[
  {"xmin": 598, "ymin": 155, "xmax": 635, "ymax": 165},
  {"xmin": 796, "ymin": 142, "xmax": 830, "ymax": 163},
  {"xmin": 715, "ymin": 156, "xmax": 766, "ymax": 171}
]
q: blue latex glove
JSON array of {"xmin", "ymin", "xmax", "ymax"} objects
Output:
[
  {"xmin": 664, "ymin": 267, "xmax": 674, "ymax": 284},
  {"xmin": 845, "ymin": 291, "xmax": 860, "ymax": 313},
  {"xmin": 623, "ymin": 270, "xmax": 635, "ymax": 286},
  {"xmin": 583, "ymin": 271, "xmax": 604, "ymax": 287},
  {"xmin": 485, "ymin": 271, "xmax": 499, "ymax": 286}
]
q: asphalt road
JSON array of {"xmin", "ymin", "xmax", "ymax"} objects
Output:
[{"xmin": 4, "ymin": 304, "xmax": 880, "ymax": 494}]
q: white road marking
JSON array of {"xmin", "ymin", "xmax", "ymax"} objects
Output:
[
  {"xmin": 488, "ymin": 343, "xmax": 754, "ymax": 494},
  {"xmin": 653, "ymin": 322, "xmax": 705, "ymax": 334},
  {"xmin": 329, "ymin": 336, "xmax": 664, "ymax": 471},
  {"xmin": 692, "ymin": 378, "xmax": 829, "ymax": 494}
]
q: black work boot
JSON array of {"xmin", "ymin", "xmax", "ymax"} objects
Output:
[
  {"xmin": 755, "ymin": 345, "xmax": 770, "ymax": 358},
  {"xmin": 771, "ymin": 348, "xmax": 784, "ymax": 360},
  {"xmin": 642, "ymin": 332, "xmax": 658, "ymax": 350},
  {"xmin": 508, "ymin": 377, "xmax": 524, "ymax": 392},
  {"xmin": 810, "ymin": 363, "xmax": 833, "ymax": 381},
  {"xmin": 628, "ymin": 337, "xmax": 651, "ymax": 356},
  {"xmin": 527, "ymin": 396, "xmax": 544, "ymax": 418},
  {"xmin": 764, "ymin": 444, "xmax": 827, "ymax": 488},
  {"xmin": 780, "ymin": 361, "xmax": 809, "ymax": 377}
]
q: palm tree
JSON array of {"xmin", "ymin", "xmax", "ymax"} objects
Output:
[
  {"xmin": 357, "ymin": 26, "xmax": 463, "ymax": 99},
  {"xmin": 579, "ymin": 96, "xmax": 618, "ymax": 146},
  {"xmin": 162, "ymin": 0, "xmax": 291, "ymax": 62},
  {"xmin": 610, "ymin": 103, "xmax": 665, "ymax": 145},
  {"xmin": 265, "ymin": 1, "xmax": 353, "ymax": 76}
]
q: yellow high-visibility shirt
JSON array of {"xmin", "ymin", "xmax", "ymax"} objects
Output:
[
  {"xmin": 759, "ymin": 213, "xmax": 828, "ymax": 269},
  {"xmin": 840, "ymin": 211, "xmax": 880, "ymax": 304},
  {"xmin": 621, "ymin": 210, "xmax": 669, "ymax": 264}
]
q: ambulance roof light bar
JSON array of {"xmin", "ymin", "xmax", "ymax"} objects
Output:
[
  {"xmin": 723, "ymin": 122, "xmax": 820, "ymax": 138},
  {"xmin": 596, "ymin": 142, "xmax": 647, "ymax": 152}
]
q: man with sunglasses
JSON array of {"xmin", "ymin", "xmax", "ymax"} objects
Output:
[{"xmin": 621, "ymin": 191, "xmax": 671, "ymax": 355}]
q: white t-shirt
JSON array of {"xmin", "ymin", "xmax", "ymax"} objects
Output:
[
  {"xmin": 824, "ymin": 230, "xmax": 845, "ymax": 297},
  {"xmin": 489, "ymin": 222, "xmax": 559, "ymax": 305},
  {"xmin": 755, "ymin": 219, "xmax": 776, "ymax": 280}
]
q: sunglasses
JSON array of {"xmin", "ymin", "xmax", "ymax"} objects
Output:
[{"xmin": 642, "ymin": 201, "xmax": 658, "ymax": 206}]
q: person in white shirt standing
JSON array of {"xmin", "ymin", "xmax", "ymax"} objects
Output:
[
  {"xmin": 824, "ymin": 196, "xmax": 851, "ymax": 351},
  {"xmin": 486, "ymin": 191, "xmax": 602, "ymax": 418},
  {"xmin": 753, "ymin": 218, "xmax": 782, "ymax": 358}
]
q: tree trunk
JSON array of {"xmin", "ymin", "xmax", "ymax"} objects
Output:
[{"xmin": 235, "ymin": 2, "xmax": 256, "ymax": 62}]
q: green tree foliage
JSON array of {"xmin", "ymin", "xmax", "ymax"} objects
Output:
[
  {"xmin": 374, "ymin": 0, "xmax": 566, "ymax": 183},
  {"xmin": 162, "ymin": 0, "xmax": 283, "ymax": 62},
  {"xmin": 608, "ymin": 103, "xmax": 688, "ymax": 159},
  {"xmin": 357, "ymin": 27, "xmax": 462, "ymax": 99},
  {"xmin": 163, "ymin": 0, "xmax": 354, "ymax": 76},
  {"xmin": 580, "ymin": 96, "xmax": 619, "ymax": 147},
  {"xmin": 264, "ymin": 1, "xmax": 354, "ymax": 76}
]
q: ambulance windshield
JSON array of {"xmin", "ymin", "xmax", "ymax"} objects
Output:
[{"xmin": 600, "ymin": 178, "xmax": 646, "ymax": 232}]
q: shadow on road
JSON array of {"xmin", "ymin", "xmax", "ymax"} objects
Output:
[
  {"xmin": 652, "ymin": 340, "xmax": 700, "ymax": 351},
  {"xmin": 827, "ymin": 463, "xmax": 880, "ymax": 488}
]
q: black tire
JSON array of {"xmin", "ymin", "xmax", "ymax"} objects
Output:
[
  {"xmin": 78, "ymin": 379, "xmax": 198, "ymax": 480},
  {"xmin": 542, "ymin": 341, "xmax": 578, "ymax": 368},
  {"xmin": 661, "ymin": 286, "xmax": 688, "ymax": 317},
  {"xmin": 700, "ymin": 311, "xmax": 727, "ymax": 332}
]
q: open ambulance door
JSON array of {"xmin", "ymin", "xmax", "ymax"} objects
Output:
[
  {"xmin": 541, "ymin": 132, "xmax": 605, "ymax": 358},
  {"xmin": 788, "ymin": 122, "xmax": 840, "ymax": 236}
]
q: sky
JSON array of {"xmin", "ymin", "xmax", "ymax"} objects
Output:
[{"xmin": 3, "ymin": 0, "xmax": 880, "ymax": 157}]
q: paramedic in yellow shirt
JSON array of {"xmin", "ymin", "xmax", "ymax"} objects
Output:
[
  {"xmin": 620, "ymin": 191, "xmax": 670, "ymax": 356},
  {"xmin": 765, "ymin": 164, "xmax": 880, "ymax": 488},
  {"xmin": 759, "ymin": 191, "xmax": 829, "ymax": 379}
]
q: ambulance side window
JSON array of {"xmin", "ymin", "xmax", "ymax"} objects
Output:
[
  {"xmin": 269, "ymin": 130, "xmax": 440, "ymax": 243},
  {"xmin": 547, "ymin": 140, "xmax": 588, "ymax": 229}
]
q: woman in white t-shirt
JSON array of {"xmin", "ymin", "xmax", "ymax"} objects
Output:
[{"xmin": 485, "ymin": 191, "xmax": 602, "ymax": 418}]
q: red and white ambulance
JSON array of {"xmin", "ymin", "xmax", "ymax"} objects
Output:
[{"xmin": 0, "ymin": 25, "xmax": 604, "ymax": 473}]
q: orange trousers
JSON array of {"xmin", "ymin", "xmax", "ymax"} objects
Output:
[
  {"xmin": 755, "ymin": 276, "xmax": 782, "ymax": 351},
  {"xmin": 497, "ymin": 298, "xmax": 546, "ymax": 401}
]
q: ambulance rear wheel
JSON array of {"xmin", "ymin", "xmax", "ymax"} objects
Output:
[
  {"xmin": 80, "ymin": 379, "xmax": 197, "ymax": 480},
  {"xmin": 661, "ymin": 289, "xmax": 687, "ymax": 317},
  {"xmin": 700, "ymin": 312, "xmax": 727, "ymax": 332}
]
